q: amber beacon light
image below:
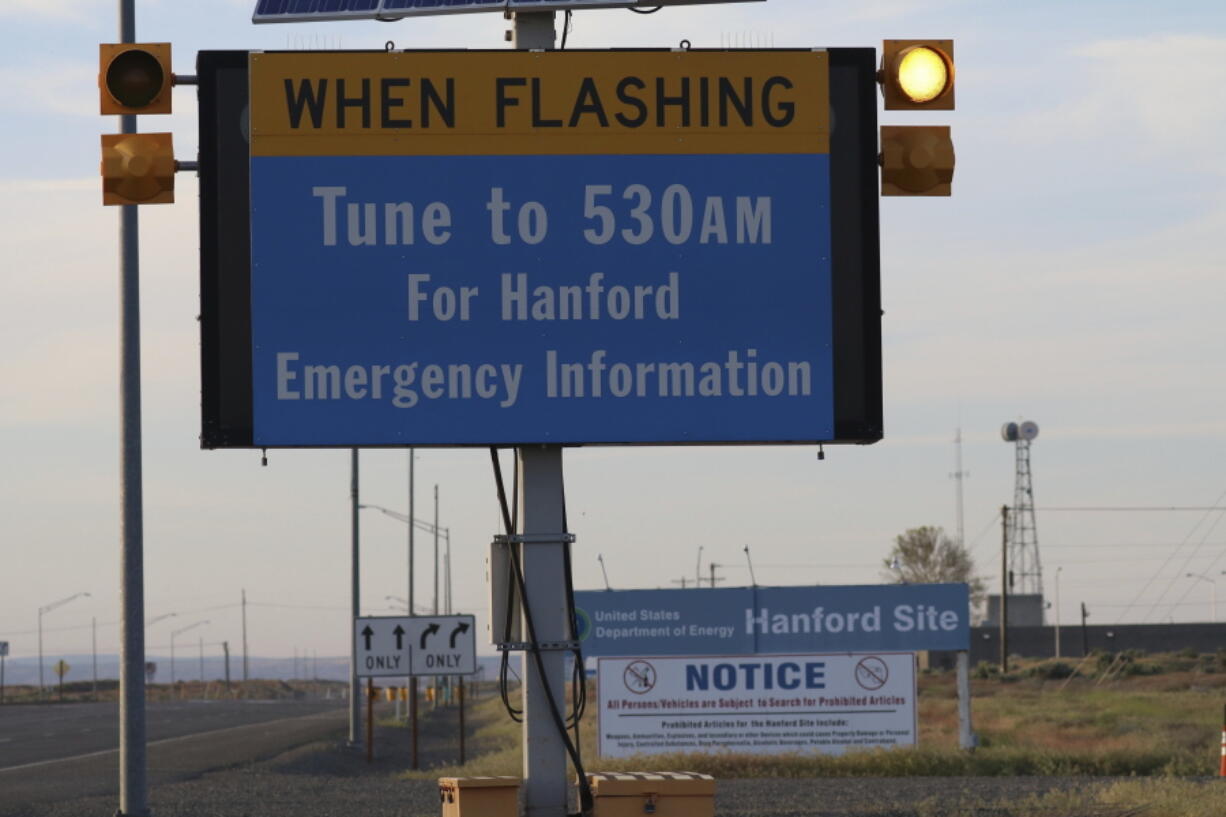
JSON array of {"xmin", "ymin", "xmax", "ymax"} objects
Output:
[
  {"xmin": 880, "ymin": 40, "xmax": 954, "ymax": 110},
  {"xmin": 101, "ymin": 133, "xmax": 176, "ymax": 205},
  {"xmin": 100, "ymin": 43, "xmax": 172, "ymax": 114},
  {"xmin": 99, "ymin": 43, "xmax": 177, "ymax": 205},
  {"xmin": 880, "ymin": 126, "xmax": 955, "ymax": 196}
]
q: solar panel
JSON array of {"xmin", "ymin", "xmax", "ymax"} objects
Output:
[{"xmin": 253, "ymin": 0, "xmax": 763, "ymax": 24}]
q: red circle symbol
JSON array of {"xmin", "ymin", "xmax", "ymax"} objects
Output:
[{"xmin": 854, "ymin": 657, "xmax": 889, "ymax": 691}]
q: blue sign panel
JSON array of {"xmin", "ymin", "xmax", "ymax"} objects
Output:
[
  {"xmin": 249, "ymin": 154, "xmax": 832, "ymax": 445},
  {"xmin": 574, "ymin": 583, "xmax": 971, "ymax": 656}
]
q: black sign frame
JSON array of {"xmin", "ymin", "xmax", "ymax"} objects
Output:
[{"xmin": 197, "ymin": 48, "xmax": 881, "ymax": 449}]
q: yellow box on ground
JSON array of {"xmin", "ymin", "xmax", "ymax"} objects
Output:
[
  {"xmin": 585, "ymin": 771, "xmax": 716, "ymax": 817},
  {"xmin": 437, "ymin": 776, "xmax": 521, "ymax": 817}
]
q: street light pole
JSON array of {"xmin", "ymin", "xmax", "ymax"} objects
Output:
[
  {"xmin": 170, "ymin": 621, "xmax": 209, "ymax": 685},
  {"xmin": 37, "ymin": 592, "xmax": 91, "ymax": 698}
]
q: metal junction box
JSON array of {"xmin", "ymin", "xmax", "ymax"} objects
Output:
[
  {"xmin": 438, "ymin": 776, "xmax": 520, "ymax": 817},
  {"xmin": 585, "ymin": 772, "xmax": 716, "ymax": 817}
]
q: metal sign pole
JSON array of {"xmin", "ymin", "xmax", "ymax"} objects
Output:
[
  {"xmin": 956, "ymin": 651, "xmax": 974, "ymax": 749},
  {"xmin": 511, "ymin": 15, "xmax": 567, "ymax": 814},
  {"xmin": 518, "ymin": 444, "xmax": 568, "ymax": 817},
  {"xmin": 118, "ymin": 0, "xmax": 150, "ymax": 813}
]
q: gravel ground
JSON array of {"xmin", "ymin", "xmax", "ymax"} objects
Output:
[
  {"xmin": 17, "ymin": 704, "xmax": 1122, "ymax": 817},
  {"xmin": 29, "ymin": 766, "xmax": 1119, "ymax": 817}
]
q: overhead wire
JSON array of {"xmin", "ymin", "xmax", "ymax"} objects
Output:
[{"xmin": 1105, "ymin": 488, "xmax": 1226, "ymax": 623}]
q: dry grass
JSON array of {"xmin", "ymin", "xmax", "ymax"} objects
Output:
[{"xmin": 402, "ymin": 653, "xmax": 1226, "ymax": 783}]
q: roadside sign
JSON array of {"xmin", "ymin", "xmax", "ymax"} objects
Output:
[
  {"xmin": 53, "ymin": 660, "xmax": 71, "ymax": 680},
  {"xmin": 355, "ymin": 614, "xmax": 476, "ymax": 677},
  {"xmin": 597, "ymin": 652, "xmax": 917, "ymax": 758},
  {"xmin": 575, "ymin": 584, "xmax": 971, "ymax": 657},
  {"xmin": 0, "ymin": 641, "xmax": 8, "ymax": 657},
  {"xmin": 198, "ymin": 48, "xmax": 882, "ymax": 449}
]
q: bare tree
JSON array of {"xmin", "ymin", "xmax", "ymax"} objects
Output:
[{"xmin": 882, "ymin": 526, "xmax": 986, "ymax": 607}]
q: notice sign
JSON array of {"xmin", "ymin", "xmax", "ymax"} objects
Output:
[
  {"xmin": 240, "ymin": 50, "xmax": 854, "ymax": 447},
  {"xmin": 598, "ymin": 653, "xmax": 916, "ymax": 758}
]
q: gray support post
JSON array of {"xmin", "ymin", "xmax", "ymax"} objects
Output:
[
  {"xmin": 956, "ymin": 651, "xmax": 974, "ymax": 750},
  {"xmin": 117, "ymin": 0, "xmax": 150, "ymax": 812},
  {"xmin": 350, "ymin": 449, "xmax": 362, "ymax": 747},
  {"xmin": 517, "ymin": 445, "xmax": 569, "ymax": 817},
  {"xmin": 511, "ymin": 15, "xmax": 563, "ymax": 814}
]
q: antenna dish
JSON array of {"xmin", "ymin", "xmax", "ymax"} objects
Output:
[
  {"xmin": 1001, "ymin": 422, "xmax": 1019, "ymax": 442},
  {"xmin": 1020, "ymin": 421, "xmax": 1039, "ymax": 441}
]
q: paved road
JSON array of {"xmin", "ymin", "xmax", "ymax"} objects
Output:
[
  {"xmin": 0, "ymin": 698, "xmax": 351, "ymax": 813},
  {"xmin": 0, "ymin": 698, "xmax": 345, "ymax": 769}
]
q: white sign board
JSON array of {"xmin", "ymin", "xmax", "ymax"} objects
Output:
[
  {"xmin": 355, "ymin": 614, "xmax": 476, "ymax": 678},
  {"xmin": 598, "ymin": 653, "xmax": 916, "ymax": 758},
  {"xmin": 0, "ymin": 641, "xmax": 8, "ymax": 657}
]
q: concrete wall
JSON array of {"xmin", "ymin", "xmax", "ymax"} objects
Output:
[{"xmin": 969, "ymin": 622, "xmax": 1226, "ymax": 665}]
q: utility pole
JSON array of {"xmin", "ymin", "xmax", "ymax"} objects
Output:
[
  {"xmin": 999, "ymin": 506, "xmax": 1009, "ymax": 673},
  {"xmin": 409, "ymin": 450, "xmax": 415, "ymax": 615},
  {"xmin": 92, "ymin": 616, "xmax": 98, "ymax": 701},
  {"xmin": 671, "ymin": 577, "xmax": 688, "ymax": 589},
  {"xmin": 241, "ymin": 589, "xmax": 248, "ymax": 682},
  {"xmin": 951, "ymin": 427, "xmax": 968, "ymax": 546},
  {"xmin": 409, "ymin": 450, "xmax": 420, "ymax": 772},
  {"xmin": 709, "ymin": 563, "xmax": 724, "ymax": 588},
  {"xmin": 223, "ymin": 641, "xmax": 231, "ymax": 691},
  {"xmin": 1080, "ymin": 602, "xmax": 1089, "ymax": 657},
  {"xmin": 695, "ymin": 545, "xmax": 704, "ymax": 587},
  {"xmin": 743, "ymin": 545, "xmax": 757, "ymax": 587},
  {"xmin": 434, "ymin": 484, "xmax": 440, "ymax": 615},
  {"xmin": 1054, "ymin": 566, "xmax": 1062, "ymax": 659},
  {"xmin": 349, "ymin": 449, "xmax": 361, "ymax": 748}
]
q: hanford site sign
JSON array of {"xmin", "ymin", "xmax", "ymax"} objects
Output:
[
  {"xmin": 575, "ymin": 584, "xmax": 971, "ymax": 657},
  {"xmin": 197, "ymin": 49, "xmax": 881, "ymax": 448},
  {"xmin": 597, "ymin": 653, "xmax": 917, "ymax": 758}
]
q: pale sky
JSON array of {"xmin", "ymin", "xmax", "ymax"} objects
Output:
[{"xmin": 2, "ymin": 0, "xmax": 1225, "ymax": 671}]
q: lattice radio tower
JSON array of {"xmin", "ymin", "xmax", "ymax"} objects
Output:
[{"xmin": 1001, "ymin": 420, "xmax": 1043, "ymax": 596}]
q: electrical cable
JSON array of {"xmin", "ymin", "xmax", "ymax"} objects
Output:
[
  {"xmin": 491, "ymin": 448, "xmax": 523, "ymax": 722},
  {"xmin": 489, "ymin": 446, "xmax": 594, "ymax": 817},
  {"xmin": 629, "ymin": 5, "xmax": 663, "ymax": 13},
  {"xmin": 560, "ymin": 10, "xmax": 572, "ymax": 50}
]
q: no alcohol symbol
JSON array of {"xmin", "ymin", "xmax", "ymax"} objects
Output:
[{"xmin": 854, "ymin": 656, "xmax": 889, "ymax": 691}]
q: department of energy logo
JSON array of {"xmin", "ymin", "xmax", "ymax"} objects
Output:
[
  {"xmin": 854, "ymin": 656, "xmax": 889, "ymax": 691},
  {"xmin": 574, "ymin": 607, "xmax": 592, "ymax": 642}
]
